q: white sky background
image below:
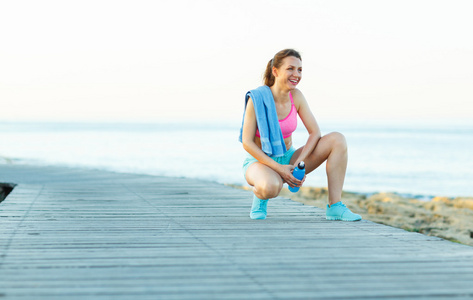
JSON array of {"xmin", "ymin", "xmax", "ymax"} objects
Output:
[{"xmin": 1, "ymin": 0, "xmax": 472, "ymax": 123}]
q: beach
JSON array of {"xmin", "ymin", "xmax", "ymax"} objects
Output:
[{"xmin": 3, "ymin": 0, "xmax": 473, "ymax": 296}]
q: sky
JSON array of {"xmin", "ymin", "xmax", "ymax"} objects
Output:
[{"xmin": 1, "ymin": 0, "xmax": 472, "ymax": 123}]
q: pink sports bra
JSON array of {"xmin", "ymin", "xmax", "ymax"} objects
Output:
[{"xmin": 256, "ymin": 92, "xmax": 297, "ymax": 139}]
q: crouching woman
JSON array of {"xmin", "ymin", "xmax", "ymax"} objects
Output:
[{"xmin": 239, "ymin": 49, "xmax": 361, "ymax": 221}]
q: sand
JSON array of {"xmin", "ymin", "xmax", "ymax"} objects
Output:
[{"xmin": 231, "ymin": 185, "xmax": 473, "ymax": 247}]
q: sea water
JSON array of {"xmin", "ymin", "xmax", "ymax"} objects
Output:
[{"xmin": 0, "ymin": 120, "xmax": 472, "ymax": 198}]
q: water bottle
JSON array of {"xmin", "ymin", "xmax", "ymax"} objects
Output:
[{"xmin": 289, "ymin": 161, "xmax": 305, "ymax": 193}]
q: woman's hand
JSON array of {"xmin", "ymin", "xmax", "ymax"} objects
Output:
[{"xmin": 278, "ymin": 164, "xmax": 304, "ymax": 188}]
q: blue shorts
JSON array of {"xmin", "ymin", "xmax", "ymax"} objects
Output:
[{"xmin": 242, "ymin": 146, "xmax": 296, "ymax": 177}]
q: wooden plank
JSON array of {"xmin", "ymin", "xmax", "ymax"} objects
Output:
[{"xmin": 1, "ymin": 164, "xmax": 473, "ymax": 299}]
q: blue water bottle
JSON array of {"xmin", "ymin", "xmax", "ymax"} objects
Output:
[{"xmin": 289, "ymin": 161, "xmax": 305, "ymax": 193}]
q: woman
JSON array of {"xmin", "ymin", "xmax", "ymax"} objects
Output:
[{"xmin": 239, "ymin": 49, "xmax": 361, "ymax": 221}]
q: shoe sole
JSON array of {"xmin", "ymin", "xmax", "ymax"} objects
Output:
[
  {"xmin": 326, "ymin": 216, "xmax": 361, "ymax": 221},
  {"xmin": 250, "ymin": 214, "xmax": 267, "ymax": 220}
]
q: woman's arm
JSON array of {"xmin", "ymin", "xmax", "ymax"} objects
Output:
[
  {"xmin": 241, "ymin": 97, "xmax": 286, "ymax": 174},
  {"xmin": 292, "ymin": 89, "xmax": 321, "ymax": 166}
]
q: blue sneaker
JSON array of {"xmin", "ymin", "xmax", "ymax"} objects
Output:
[
  {"xmin": 250, "ymin": 197, "xmax": 268, "ymax": 220},
  {"xmin": 326, "ymin": 202, "xmax": 362, "ymax": 221}
]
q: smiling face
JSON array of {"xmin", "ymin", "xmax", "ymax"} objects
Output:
[{"xmin": 273, "ymin": 56, "xmax": 302, "ymax": 90}]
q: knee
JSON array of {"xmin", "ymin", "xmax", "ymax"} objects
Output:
[
  {"xmin": 254, "ymin": 179, "xmax": 282, "ymax": 199},
  {"xmin": 327, "ymin": 132, "xmax": 347, "ymax": 151}
]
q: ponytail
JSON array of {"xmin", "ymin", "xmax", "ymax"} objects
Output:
[
  {"xmin": 263, "ymin": 49, "xmax": 302, "ymax": 87},
  {"xmin": 263, "ymin": 59, "xmax": 275, "ymax": 87}
]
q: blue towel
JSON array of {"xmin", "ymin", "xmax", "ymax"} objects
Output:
[{"xmin": 239, "ymin": 86, "xmax": 287, "ymax": 157}]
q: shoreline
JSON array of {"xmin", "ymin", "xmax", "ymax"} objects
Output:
[{"xmin": 229, "ymin": 184, "xmax": 473, "ymax": 247}]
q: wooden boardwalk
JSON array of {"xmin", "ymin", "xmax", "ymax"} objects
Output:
[{"xmin": 1, "ymin": 164, "xmax": 473, "ymax": 299}]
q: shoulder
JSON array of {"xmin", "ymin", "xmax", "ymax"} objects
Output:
[
  {"xmin": 290, "ymin": 89, "xmax": 308, "ymax": 109},
  {"xmin": 291, "ymin": 88, "xmax": 305, "ymax": 100}
]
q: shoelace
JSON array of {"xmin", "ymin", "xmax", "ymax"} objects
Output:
[
  {"xmin": 257, "ymin": 202, "xmax": 262, "ymax": 211},
  {"xmin": 260, "ymin": 200, "xmax": 267, "ymax": 211}
]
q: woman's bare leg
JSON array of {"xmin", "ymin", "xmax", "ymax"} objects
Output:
[
  {"xmin": 245, "ymin": 162, "xmax": 284, "ymax": 199},
  {"xmin": 290, "ymin": 132, "xmax": 348, "ymax": 205}
]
